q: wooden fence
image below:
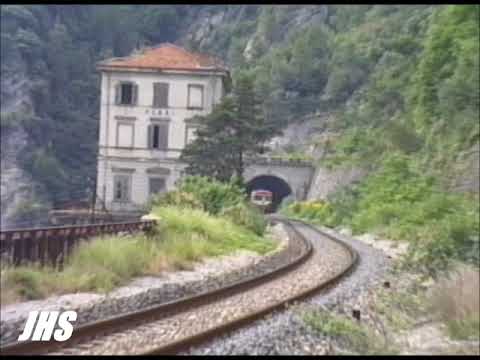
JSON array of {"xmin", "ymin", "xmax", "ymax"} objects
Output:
[{"xmin": 0, "ymin": 220, "xmax": 157, "ymax": 268}]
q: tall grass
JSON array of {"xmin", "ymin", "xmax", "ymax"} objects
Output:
[
  {"xmin": 430, "ymin": 264, "xmax": 480, "ymax": 340},
  {"xmin": 1, "ymin": 206, "xmax": 276, "ymax": 305},
  {"xmin": 147, "ymin": 175, "xmax": 267, "ymax": 236}
]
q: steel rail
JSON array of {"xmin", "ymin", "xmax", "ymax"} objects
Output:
[
  {"xmin": 144, "ymin": 218, "xmax": 359, "ymax": 355},
  {"xmin": 0, "ymin": 218, "xmax": 312, "ymax": 355}
]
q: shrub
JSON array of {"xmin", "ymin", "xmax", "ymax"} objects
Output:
[
  {"xmin": 147, "ymin": 175, "xmax": 247, "ymax": 216},
  {"xmin": 151, "ymin": 206, "xmax": 275, "ymax": 256},
  {"xmin": 281, "ymin": 200, "xmax": 341, "ymax": 228},
  {"xmin": 147, "ymin": 175, "xmax": 269, "ymax": 238},
  {"xmin": 284, "ymin": 153, "xmax": 479, "ymax": 275},
  {"xmin": 147, "ymin": 190, "xmax": 202, "ymax": 211},
  {"xmin": 179, "ymin": 176, "xmax": 247, "ymax": 215},
  {"xmin": 220, "ymin": 202, "xmax": 267, "ymax": 236},
  {"xmin": 347, "ymin": 154, "xmax": 479, "ymax": 273}
]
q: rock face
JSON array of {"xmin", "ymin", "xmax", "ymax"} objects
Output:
[
  {"xmin": 178, "ymin": 6, "xmax": 251, "ymax": 53},
  {"xmin": 1, "ymin": 128, "xmax": 39, "ymax": 226},
  {"xmin": 266, "ymin": 112, "xmax": 367, "ymax": 201},
  {"xmin": 177, "ymin": 5, "xmax": 330, "ymax": 59},
  {"xmin": 267, "ymin": 114, "xmax": 329, "ymax": 155},
  {"xmin": 0, "ymin": 52, "xmax": 49, "ymax": 229},
  {"xmin": 307, "ymin": 165, "xmax": 366, "ymax": 201}
]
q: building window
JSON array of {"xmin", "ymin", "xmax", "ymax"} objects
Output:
[
  {"xmin": 153, "ymin": 83, "xmax": 169, "ymax": 108},
  {"xmin": 185, "ymin": 125, "xmax": 198, "ymax": 145},
  {"xmin": 113, "ymin": 175, "xmax": 131, "ymax": 202},
  {"xmin": 115, "ymin": 82, "xmax": 138, "ymax": 106},
  {"xmin": 187, "ymin": 84, "xmax": 204, "ymax": 109},
  {"xmin": 116, "ymin": 122, "xmax": 134, "ymax": 147},
  {"xmin": 149, "ymin": 177, "xmax": 166, "ymax": 195},
  {"xmin": 148, "ymin": 121, "xmax": 169, "ymax": 150}
]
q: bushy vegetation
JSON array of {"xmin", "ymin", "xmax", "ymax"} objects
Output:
[
  {"xmin": 283, "ymin": 154, "xmax": 479, "ymax": 275},
  {"xmin": 282, "ymin": 200, "xmax": 341, "ymax": 228},
  {"xmin": 219, "ymin": 202, "xmax": 267, "ymax": 237},
  {"xmin": 1, "ymin": 205, "xmax": 275, "ymax": 304},
  {"xmin": 151, "ymin": 206, "xmax": 273, "ymax": 256},
  {"xmin": 321, "ymin": 5, "xmax": 479, "ymax": 181},
  {"xmin": 148, "ymin": 175, "xmax": 267, "ymax": 236}
]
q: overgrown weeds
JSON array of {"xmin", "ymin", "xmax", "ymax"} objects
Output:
[
  {"xmin": 1, "ymin": 206, "xmax": 276, "ymax": 305},
  {"xmin": 430, "ymin": 264, "xmax": 480, "ymax": 340},
  {"xmin": 302, "ymin": 309, "xmax": 398, "ymax": 355}
]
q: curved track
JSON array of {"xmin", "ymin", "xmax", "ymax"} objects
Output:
[{"xmin": 0, "ymin": 218, "xmax": 357, "ymax": 355}]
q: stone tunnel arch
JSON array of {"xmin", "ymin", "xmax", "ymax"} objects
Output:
[{"xmin": 245, "ymin": 175, "xmax": 293, "ymax": 213}]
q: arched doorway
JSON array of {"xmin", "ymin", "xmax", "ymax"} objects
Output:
[{"xmin": 246, "ymin": 175, "xmax": 292, "ymax": 213}]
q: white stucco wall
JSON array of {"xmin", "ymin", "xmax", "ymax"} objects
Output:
[
  {"xmin": 96, "ymin": 157, "xmax": 186, "ymax": 212},
  {"xmin": 98, "ymin": 70, "xmax": 224, "ymax": 152},
  {"xmin": 96, "ymin": 69, "xmax": 225, "ymax": 211}
]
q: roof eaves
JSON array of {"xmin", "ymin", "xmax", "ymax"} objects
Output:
[{"xmin": 96, "ymin": 65, "xmax": 228, "ymax": 75}]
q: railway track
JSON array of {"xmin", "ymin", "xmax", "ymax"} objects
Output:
[{"xmin": 0, "ymin": 218, "xmax": 357, "ymax": 356}]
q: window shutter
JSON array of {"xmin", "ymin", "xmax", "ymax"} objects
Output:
[
  {"xmin": 153, "ymin": 83, "xmax": 160, "ymax": 107},
  {"xmin": 153, "ymin": 83, "xmax": 169, "ymax": 108},
  {"xmin": 158, "ymin": 123, "xmax": 169, "ymax": 150},
  {"xmin": 188, "ymin": 85, "xmax": 203, "ymax": 109},
  {"xmin": 152, "ymin": 84, "xmax": 157, "ymax": 107},
  {"xmin": 115, "ymin": 83, "xmax": 121, "ymax": 105},
  {"xmin": 162, "ymin": 84, "xmax": 168, "ymax": 108},
  {"xmin": 147, "ymin": 125, "xmax": 152, "ymax": 149},
  {"xmin": 132, "ymin": 83, "xmax": 138, "ymax": 105}
]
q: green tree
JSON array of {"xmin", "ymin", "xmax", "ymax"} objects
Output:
[
  {"xmin": 181, "ymin": 98, "xmax": 238, "ymax": 181},
  {"xmin": 181, "ymin": 73, "xmax": 278, "ymax": 182}
]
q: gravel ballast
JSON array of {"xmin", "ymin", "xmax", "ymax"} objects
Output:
[
  {"xmin": 1, "ymin": 223, "xmax": 295, "ymax": 345},
  {"xmin": 184, "ymin": 221, "xmax": 392, "ymax": 355},
  {"xmin": 50, "ymin": 220, "xmax": 353, "ymax": 355}
]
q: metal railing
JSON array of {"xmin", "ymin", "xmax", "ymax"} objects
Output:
[
  {"xmin": 0, "ymin": 220, "xmax": 157, "ymax": 267},
  {"xmin": 245, "ymin": 155, "xmax": 314, "ymax": 167}
]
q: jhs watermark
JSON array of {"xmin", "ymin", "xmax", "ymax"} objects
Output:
[{"xmin": 18, "ymin": 311, "xmax": 77, "ymax": 342}]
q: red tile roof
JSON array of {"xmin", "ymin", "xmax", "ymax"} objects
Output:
[{"xmin": 97, "ymin": 43, "xmax": 227, "ymax": 73}]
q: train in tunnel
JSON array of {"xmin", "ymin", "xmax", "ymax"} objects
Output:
[
  {"xmin": 250, "ymin": 189, "xmax": 273, "ymax": 213},
  {"xmin": 247, "ymin": 175, "xmax": 293, "ymax": 213}
]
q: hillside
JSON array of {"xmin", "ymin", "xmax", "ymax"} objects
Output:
[{"xmin": 0, "ymin": 5, "xmax": 478, "ymax": 230}]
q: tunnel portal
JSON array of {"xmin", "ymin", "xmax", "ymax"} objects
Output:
[{"xmin": 246, "ymin": 175, "xmax": 293, "ymax": 213}]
